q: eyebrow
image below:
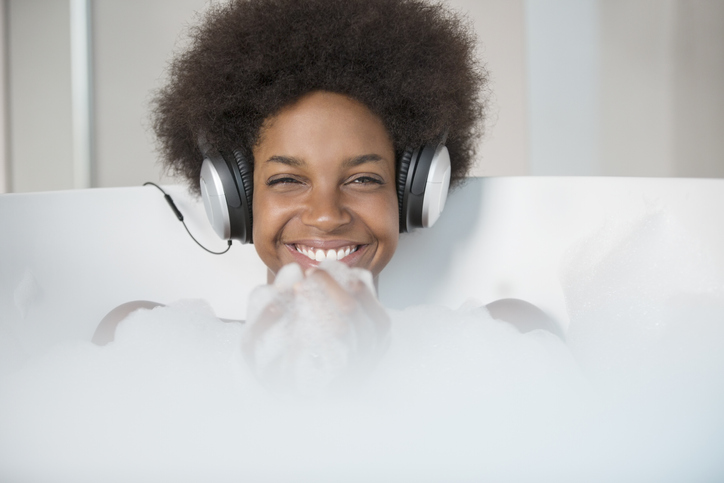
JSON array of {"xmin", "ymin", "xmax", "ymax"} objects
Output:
[
  {"xmin": 264, "ymin": 153, "xmax": 385, "ymax": 168},
  {"xmin": 265, "ymin": 155, "xmax": 304, "ymax": 167},
  {"xmin": 342, "ymin": 153, "xmax": 384, "ymax": 168}
]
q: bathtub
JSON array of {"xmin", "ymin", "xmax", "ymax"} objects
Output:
[
  {"xmin": 1, "ymin": 176, "xmax": 723, "ymax": 355},
  {"xmin": 1, "ymin": 176, "xmax": 724, "ymax": 482}
]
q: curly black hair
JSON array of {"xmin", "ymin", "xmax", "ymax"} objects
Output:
[{"xmin": 151, "ymin": 0, "xmax": 488, "ymax": 195}]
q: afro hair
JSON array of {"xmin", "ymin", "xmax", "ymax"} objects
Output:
[{"xmin": 151, "ymin": 0, "xmax": 489, "ymax": 195}]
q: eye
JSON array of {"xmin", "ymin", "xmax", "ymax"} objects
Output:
[
  {"xmin": 266, "ymin": 176, "xmax": 303, "ymax": 187},
  {"xmin": 347, "ymin": 175, "xmax": 384, "ymax": 186}
]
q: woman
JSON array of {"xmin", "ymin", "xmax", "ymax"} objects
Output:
[{"xmin": 95, "ymin": 0, "xmax": 558, "ymax": 386}]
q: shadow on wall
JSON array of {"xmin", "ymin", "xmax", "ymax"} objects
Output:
[{"xmin": 379, "ymin": 180, "xmax": 484, "ymax": 309}]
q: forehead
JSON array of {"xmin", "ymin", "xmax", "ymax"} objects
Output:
[{"xmin": 253, "ymin": 91, "xmax": 395, "ymax": 168}]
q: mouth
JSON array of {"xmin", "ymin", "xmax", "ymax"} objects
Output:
[{"xmin": 293, "ymin": 244, "xmax": 360, "ymax": 262}]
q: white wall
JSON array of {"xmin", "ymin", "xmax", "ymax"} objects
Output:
[
  {"xmin": 448, "ymin": 0, "xmax": 529, "ymax": 177},
  {"xmin": 671, "ymin": 0, "xmax": 724, "ymax": 177},
  {"xmin": 529, "ymin": 0, "xmax": 724, "ymax": 178},
  {"xmin": 2, "ymin": 0, "xmax": 723, "ymax": 193},
  {"xmin": 599, "ymin": 0, "xmax": 678, "ymax": 176},
  {"xmin": 6, "ymin": 0, "xmax": 74, "ymax": 192},
  {"xmin": 92, "ymin": 0, "xmax": 208, "ymax": 189},
  {"xmin": 525, "ymin": 0, "xmax": 600, "ymax": 175},
  {"xmin": 0, "ymin": 0, "xmax": 7, "ymax": 194}
]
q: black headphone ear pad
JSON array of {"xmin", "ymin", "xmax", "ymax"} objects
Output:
[
  {"xmin": 397, "ymin": 147, "xmax": 414, "ymax": 232},
  {"xmin": 232, "ymin": 148, "xmax": 254, "ymax": 241}
]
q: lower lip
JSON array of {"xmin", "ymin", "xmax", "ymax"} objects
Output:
[{"xmin": 285, "ymin": 244, "xmax": 367, "ymax": 270}]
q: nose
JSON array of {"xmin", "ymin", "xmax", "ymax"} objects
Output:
[{"xmin": 300, "ymin": 186, "xmax": 352, "ymax": 232}]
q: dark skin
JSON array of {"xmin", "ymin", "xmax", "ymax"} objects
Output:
[{"xmin": 252, "ymin": 91, "xmax": 399, "ymax": 283}]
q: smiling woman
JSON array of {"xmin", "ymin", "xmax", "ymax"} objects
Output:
[
  {"xmin": 95, "ymin": 0, "xmax": 495, "ymax": 387},
  {"xmin": 148, "ymin": 0, "xmax": 489, "ymax": 281}
]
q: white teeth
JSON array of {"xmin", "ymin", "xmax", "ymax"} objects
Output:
[{"xmin": 295, "ymin": 244, "xmax": 358, "ymax": 262}]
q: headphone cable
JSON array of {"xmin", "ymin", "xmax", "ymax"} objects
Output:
[{"xmin": 143, "ymin": 182, "xmax": 232, "ymax": 255}]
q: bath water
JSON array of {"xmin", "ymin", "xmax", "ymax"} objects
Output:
[{"xmin": 0, "ymin": 212, "xmax": 722, "ymax": 482}]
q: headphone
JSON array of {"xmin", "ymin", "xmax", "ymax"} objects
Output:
[{"xmin": 199, "ymin": 135, "xmax": 451, "ymax": 244}]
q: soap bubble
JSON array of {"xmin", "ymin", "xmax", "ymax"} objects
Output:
[{"xmin": 242, "ymin": 262, "xmax": 390, "ymax": 395}]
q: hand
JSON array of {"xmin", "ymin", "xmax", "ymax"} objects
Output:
[{"xmin": 241, "ymin": 262, "xmax": 391, "ymax": 395}]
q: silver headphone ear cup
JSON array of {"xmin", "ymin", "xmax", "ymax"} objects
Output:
[
  {"xmin": 200, "ymin": 158, "xmax": 232, "ymax": 239},
  {"xmin": 199, "ymin": 149, "xmax": 253, "ymax": 243},
  {"xmin": 400, "ymin": 140, "xmax": 451, "ymax": 230},
  {"xmin": 420, "ymin": 145, "xmax": 451, "ymax": 228}
]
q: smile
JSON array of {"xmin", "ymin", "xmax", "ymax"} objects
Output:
[{"xmin": 294, "ymin": 244, "xmax": 359, "ymax": 262}]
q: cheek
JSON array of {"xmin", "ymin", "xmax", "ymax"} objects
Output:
[
  {"xmin": 377, "ymin": 230, "xmax": 399, "ymax": 273},
  {"xmin": 377, "ymin": 200, "xmax": 399, "ymax": 243},
  {"xmin": 366, "ymin": 192, "xmax": 400, "ymax": 273},
  {"xmin": 251, "ymin": 191, "xmax": 284, "ymax": 268}
]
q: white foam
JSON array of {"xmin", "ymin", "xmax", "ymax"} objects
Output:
[
  {"xmin": 0, "ymin": 214, "xmax": 722, "ymax": 482},
  {"xmin": 563, "ymin": 213, "xmax": 724, "ymax": 481},
  {"xmin": 243, "ymin": 262, "xmax": 389, "ymax": 395}
]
